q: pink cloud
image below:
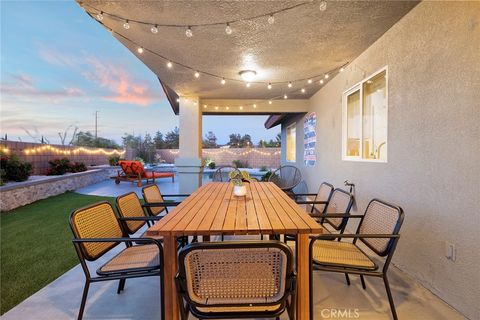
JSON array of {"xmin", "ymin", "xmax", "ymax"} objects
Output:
[
  {"xmin": 0, "ymin": 73, "xmax": 84, "ymax": 103},
  {"xmin": 34, "ymin": 47, "xmax": 163, "ymax": 106}
]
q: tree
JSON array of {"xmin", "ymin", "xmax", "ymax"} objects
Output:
[
  {"xmin": 203, "ymin": 131, "xmax": 218, "ymax": 148},
  {"xmin": 241, "ymin": 134, "xmax": 252, "ymax": 147},
  {"xmin": 164, "ymin": 127, "xmax": 179, "ymax": 149},
  {"xmin": 122, "ymin": 133, "xmax": 141, "ymax": 149},
  {"xmin": 74, "ymin": 131, "xmax": 120, "ymax": 149},
  {"xmin": 154, "ymin": 131, "xmax": 166, "ymax": 149},
  {"xmin": 138, "ymin": 133, "xmax": 156, "ymax": 163},
  {"xmin": 228, "ymin": 133, "xmax": 242, "ymax": 148}
]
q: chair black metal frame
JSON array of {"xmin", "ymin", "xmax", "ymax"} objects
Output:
[
  {"xmin": 69, "ymin": 201, "xmax": 165, "ymax": 320},
  {"xmin": 175, "ymin": 241, "xmax": 297, "ymax": 320},
  {"xmin": 293, "ymin": 182, "xmax": 334, "ymax": 214},
  {"xmin": 212, "ymin": 166, "xmax": 241, "ymax": 182},
  {"xmin": 142, "ymin": 184, "xmax": 190, "ymax": 218},
  {"xmin": 309, "ymin": 199, "xmax": 404, "ymax": 320},
  {"xmin": 268, "ymin": 165, "xmax": 302, "ymax": 194}
]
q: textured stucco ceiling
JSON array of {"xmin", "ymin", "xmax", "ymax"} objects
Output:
[{"xmin": 79, "ymin": 1, "xmax": 418, "ymax": 100}]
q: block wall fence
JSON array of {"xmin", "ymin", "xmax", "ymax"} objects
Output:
[
  {"xmin": 156, "ymin": 148, "xmax": 281, "ymax": 168},
  {"xmin": 0, "ymin": 141, "xmax": 124, "ymax": 175}
]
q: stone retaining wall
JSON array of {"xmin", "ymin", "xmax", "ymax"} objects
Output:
[{"xmin": 0, "ymin": 167, "xmax": 118, "ymax": 212}]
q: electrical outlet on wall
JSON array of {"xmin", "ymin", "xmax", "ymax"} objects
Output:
[{"xmin": 445, "ymin": 242, "xmax": 456, "ymax": 262}]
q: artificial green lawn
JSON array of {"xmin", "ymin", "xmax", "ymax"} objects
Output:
[{"xmin": 0, "ymin": 192, "xmax": 115, "ymax": 315}]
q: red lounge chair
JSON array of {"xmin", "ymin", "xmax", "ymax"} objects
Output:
[{"xmin": 113, "ymin": 160, "xmax": 174, "ymax": 187}]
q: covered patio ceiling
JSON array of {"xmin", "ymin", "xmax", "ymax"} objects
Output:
[{"xmin": 79, "ymin": 1, "xmax": 418, "ymax": 102}]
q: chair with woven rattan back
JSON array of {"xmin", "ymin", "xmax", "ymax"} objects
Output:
[
  {"xmin": 142, "ymin": 184, "xmax": 187, "ymax": 218},
  {"xmin": 69, "ymin": 201, "xmax": 164, "ymax": 320},
  {"xmin": 116, "ymin": 192, "xmax": 158, "ymax": 234},
  {"xmin": 212, "ymin": 166, "xmax": 241, "ymax": 182},
  {"xmin": 309, "ymin": 199, "xmax": 404, "ymax": 320},
  {"xmin": 175, "ymin": 241, "xmax": 297, "ymax": 320},
  {"xmin": 268, "ymin": 165, "xmax": 302, "ymax": 194}
]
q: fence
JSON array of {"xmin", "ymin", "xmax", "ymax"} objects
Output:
[
  {"xmin": 1, "ymin": 141, "xmax": 125, "ymax": 175},
  {"xmin": 156, "ymin": 147, "xmax": 281, "ymax": 168}
]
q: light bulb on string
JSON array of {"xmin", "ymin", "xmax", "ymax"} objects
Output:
[
  {"xmin": 283, "ymin": 94, "xmax": 288, "ymax": 99},
  {"xmin": 186, "ymin": 26, "xmax": 193, "ymax": 37},
  {"xmin": 267, "ymin": 83, "xmax": 272, "ymax": 90},
  {"xmin": 308, "ymin": 79, "xmax": 312, "ymax": 84},
  {"xmin": 324, "ymin": 74, "xmax": 329, "ymax": 79},
  {"xmin": 151, "ymin": 25, "xmax": 158, "ymax": 34},
  {"xmin": 221, "ymin": 78, "xmax": 226, "ymax": 85},
  {"xmin": 268, "ymin": 100, "xmax": 272, "ymax": 104},
  {"xmin": 137, "ymin": 47, "xmax": 144, "ymax": 54},
  {"xmin": 194, "ymin": 71, "xmax": 200, "ymax": 78},
  {"xmin": 96, "ymin": 11, "xmax": 104, "ymax": 21},
  {"xmin": 340, "ymin": 67, "xmax": 345, "ymax": 72},
  {"xmin": 268, "ymin": 15, "xmax": 275, "ymax": 24},
  {"xmin": 239, "ymin": 106, "xmax": 243, "ymax": 110},
  {"xmin": 167, "ymin": 61, "xmax": 173, "ymax": 68},
  {"xmin": 319, "ymin": 1, "xmax": 327, "ymax": 11},
  {"xmin": 246, "ymin": 82, "xmax": 251, "ymax": 88},
  {"xmin": 320, "ymin": 79, "xmax": 324, "ymax": 84},
  {"xmin": 253, "ymin": 104, "xmax": 257, "ymax": 108},
  {"xmin": 288, "ymin": 82, "xmax": 292, "ymax": 88},
  {"xmin": 225, "ymin": 23, "xmax": 232, "ymax": 35},
  {"xmin": 301, "ymin": 88, "xmax": 306, "ymax": 93},
  {"xmin": 123, "ymin": 20, "xmax": 130, "ymax": 29}
]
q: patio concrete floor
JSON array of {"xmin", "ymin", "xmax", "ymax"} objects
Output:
[{"xmin": 2, "ymin": 179, "xmax": 466, "ymax": 319}]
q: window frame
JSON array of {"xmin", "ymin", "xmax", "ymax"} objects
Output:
[
  {"xmin": 342, "ymin": 66, "xmax": 388, "ymax": 163},
  {"xmin": 285, "ymin": 123, "xmax": 296, "ymax": 163}
]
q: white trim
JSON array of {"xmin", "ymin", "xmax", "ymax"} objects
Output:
[
  {"xmin": 285, "ymin": 123, "xmax": 296, "ymax": 163},
  {"xmin": 342, "ymin": 66, "xmax": 388, "ymax": 163}
]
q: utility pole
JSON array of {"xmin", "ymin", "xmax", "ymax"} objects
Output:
[{"xmin": 95, "ymin": 111, "xmax": 99, "ymax": 140}]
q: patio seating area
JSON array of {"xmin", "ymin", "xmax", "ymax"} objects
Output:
[{"xmin": 1, "ymin": 1, "xmax": 478, "ymax": 320}]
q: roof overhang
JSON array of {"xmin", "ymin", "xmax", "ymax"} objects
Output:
[{"xmin": 264, "ymin": 113, "xmax": 305, "ymax": 129}]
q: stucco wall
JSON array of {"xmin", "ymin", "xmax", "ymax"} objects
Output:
[{"xmin": 281, "ymin": 2, "xmax": 480, "ymax": 318}]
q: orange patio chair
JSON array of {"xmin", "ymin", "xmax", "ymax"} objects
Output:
[{"xmin": 114, "ymin": 160, "xmax": 175, "ymax": 187}]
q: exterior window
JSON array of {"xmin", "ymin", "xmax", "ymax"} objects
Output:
[
  {"xmin": 286, "ymin": 124, "xmax": 296, "ymax": 162},
  {"xmin": 343, "ymin": 68, "xmax": 387, "ymax": 162}
]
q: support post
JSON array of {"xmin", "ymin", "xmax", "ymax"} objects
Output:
[{"xmin": 175, "ymin": 97, "xmax": 203, "ymax": 194}]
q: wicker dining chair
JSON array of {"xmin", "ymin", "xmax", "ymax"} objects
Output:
[
  {"xmin": 212, "ymin": 166, "xmax": 241, "ymax": 182},
  {"xmin": 268, "ymin": 165, "xmax": 302, "ymax": 194},
  {"xmin": 309, "ymin": 199, "xmax": 404, "ymax": 320},
  {"xmin": 142, "ymin": 184, "xmax": 188, "ymax": 218},
  {"xmin": 175, "ymin": 241, "xmax": 297, "ymax": 320},
  {"xmin": 69, "ymin": 201, "xmax": 164, "ymax": 320},
  {"xmin": 293, "ymin": 182, "xmax": 334, "ymax": 215}
]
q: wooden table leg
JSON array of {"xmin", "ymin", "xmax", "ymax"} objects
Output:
[
  {"xmin": 163, "ymin": 235, "xmax": 179, "ymax": 320},
  {"xmin": 296, "ymin": 234, "xmax": 310, "ymax": 320}
]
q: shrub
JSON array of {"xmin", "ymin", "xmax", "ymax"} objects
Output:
[
  {"xmin": 0, "ymin": 154, "xmax": 32, "ymax": 182},
  {"xmin": 259, "ymin": 165, "xmax": 269, "ymax": 172},
  {"xmin": 46, "ymin": 158, "xmax": 87, "ymax": 175},
  {"xmin": 232, "ymin": 160, "xmax": 249, "ymax": 168},
  {"xmin": 261, "ymin": 170, "xmax": 273, "ymax": 182},
  {"xmin": 208, "ymin": 161, "xmax": 216, "ymax": 169},
  {"xmin": 108, "ymin": 155, "xmax": 121, "ymax": 166}
]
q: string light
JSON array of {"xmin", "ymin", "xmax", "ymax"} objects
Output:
[
  {"xmin": 239, "ymin": 106, "xmax": 243, "ymax": 110},
  {"xmin": 308, "ymin": 79, "xmax": 312, "ymax": 84},
  {"xmin": 221, "ymin": 78, "xmax": 226, "ymax": 85},
  {"xmin": 268, "ymin": 14, "xmax": 275, "ymax": 25},
  {"xmin": 151, "ymin": 25, "xmax": 158, "ymax": 34},
  {"xmin": 283, "ymin": 94, "xmax": 288, "ymax": 99},
  {"xmin": 253, "ymin": 104, "xmax": 257, "ymax": 108},
  {"xmin": 194, "ymin": 71, "xmax": 200, "ymax": 78},
  {"xmin": 123, "ymin": 20, "xmax": 130, "ymax": 29},
  {"xmin": 269, "ymin": 100, "xmax": 272, "ymax": 104},
  {"xmin": 137, "ymin": 47, "xmax": 144, "ymax": 54},
  {"xmin": 203, "ymin": 104, "xmax": 207, "ymax": 108},
  {"xmin": 319, "ymin": 1, "xmax": 328, "ymax": 12},
  {"xmin": 288, "ymin": 82, "xmax": 292, "ymax": 88},
  {"xmin": 301, "ymin": 88, "xmax": 306, "ymax": 93},
  {"xmin": 96, "ymin": 11, "xmax": 104, "ymax": 21},
  {"xmin": 167, "ymin": 61, "xmax": 173, "ymax": 68},
  {"xmin": 198, "ymin": 148, "xmax": 281, "ymax": 157},
  {"xmin": 268, "ymin": 83, "xmax": 272, "ymax": 90},
  {"xmin": 246, "ymin": 82, "xmax": 251, "ymax": 88},
  {"xmin": 324, "ymin": 73, "xmax": 329, "ymax": 79},
  {"xmin": 23, "ymin": 145, "xmax": 125, "ymax": 156},
  {"xmin": 226, "ymin": 106, "xmax": 229, "ymax": 110},
  {"xmin": 225, "ymin": 23, "xmax": 232, "ymax": 35},
  {"xmin": 215, "ymin": 106, "xmax": 219, "ymax": 110},
  {"xmin": 185, "ymin": 26, "xmax": 193, "ymax": 37},
  {"xmin": 320, "ymin": 79, "xmax": 324, "ymax": 84},
  {"xmin": 340, "ymin": 67, "xmax": 345, "ymax": 72}
]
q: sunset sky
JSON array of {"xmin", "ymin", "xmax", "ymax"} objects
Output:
[{"xmin": 0, "ymin": 1, "xmax": 279, "ymax": 145}]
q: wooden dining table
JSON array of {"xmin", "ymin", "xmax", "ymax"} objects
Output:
[{"xmin": 145, "ymin": 181, "xmax": 323, "ymax": 320}]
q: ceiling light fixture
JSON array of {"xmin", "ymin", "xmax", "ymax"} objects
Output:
[{"xmin": 239, "ymin": 70, "xmax": 257, "ymax": 82}]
